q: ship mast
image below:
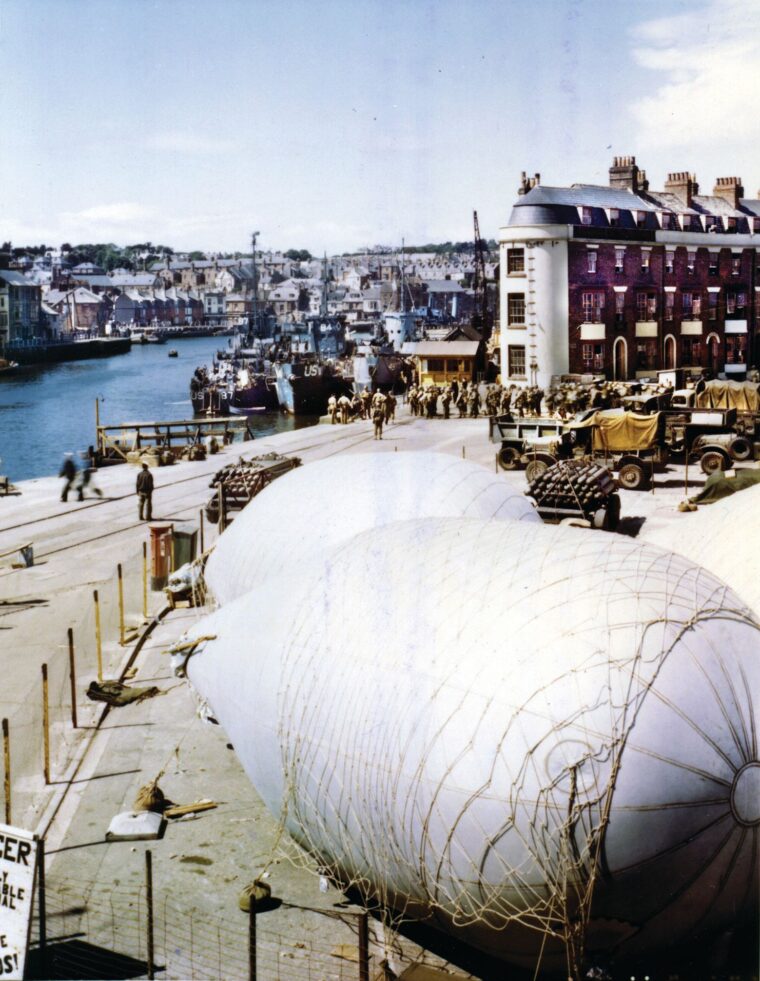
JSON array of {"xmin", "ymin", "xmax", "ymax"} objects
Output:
[
  {"xmin": 399, "ymin": 238, "xmax": 407, "ymax": 313},
  {"xmin": 250, "ymin": 230, "xmax": 259, "ymax": 338}
]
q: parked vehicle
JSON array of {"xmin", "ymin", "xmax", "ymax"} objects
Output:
[
  {"xmin": 566, "ymin": 410, "xmax": 669, "ymax": 489},
  {"xmin": 490, "ymin": 416, "xmax": 567, "ymax": 481}
]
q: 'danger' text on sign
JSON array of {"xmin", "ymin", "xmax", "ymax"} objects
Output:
[{"xmin": 0, "ymin": 825, "xmax": 37, "ymax": 979}]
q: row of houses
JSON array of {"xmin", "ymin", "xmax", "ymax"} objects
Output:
[{"xmin": 0, "ymin": 259, "xmax": 485, "ymax": 348}]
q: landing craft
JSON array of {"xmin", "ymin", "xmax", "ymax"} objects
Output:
[{"xmin": 182, "ymin": 514, "xmax": 760, "ymax": 972}]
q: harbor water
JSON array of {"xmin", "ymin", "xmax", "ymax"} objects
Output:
[{"xmin": 0, "ymin": 336, "xmax": 317, "ymax": 481}]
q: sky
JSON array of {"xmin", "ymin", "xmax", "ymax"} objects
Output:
[{"xmin": 1, "ymin": 0, "xmax": 759, "ymax": 255}]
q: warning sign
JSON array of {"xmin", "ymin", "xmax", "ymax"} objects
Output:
[{"xmin": 0, "ymin": 824, "xmax": 37, "ymax": 980}]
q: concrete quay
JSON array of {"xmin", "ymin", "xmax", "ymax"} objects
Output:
[{"xmin": 0, "ymin": 407, "xmax": 718, "ymax": 980}]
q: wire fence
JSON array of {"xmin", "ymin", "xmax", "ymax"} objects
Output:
[{"xmin": 27, "ymin": 871, "xmax": 377, "ymax": 981}]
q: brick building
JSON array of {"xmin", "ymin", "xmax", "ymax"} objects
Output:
[{"xmin": 499, "ymin": 157, "xmax": 760, "ymax": 387}]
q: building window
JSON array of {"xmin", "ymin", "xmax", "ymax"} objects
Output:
[
  {"xmin": 581, "ymin": 207, "xmax": 592, "ymax": 226},
  {"xmin": 609, "ymin": 208, "xmax": 619, "ymax": 226},
  {"xmin": 615, "ymin": 292, "xmax": 625, "ymax": 322},
  {"xmin": 636, "ymin": 339, "xmax": 657, "ymax": 369},
  {"xmin": 615, "ymin": 248, "xmax": 625, "ymax": 273},
  {"xmin": 687, "ymin": 250, "xmax": 696, "ymax": 273},
  {"xmin": 681, "ymin": 337, "xmax": 702, "ymax": 365},
  {"xmin": 446, "ymin": 359, "xmax": 460, "ymax": 372},
  {"xmin": 582, "ymin": 343, "xmax": 605, "ymax": 371},
  {"xmin": 636, "ymin": 210, "xmax": 646, "ymax": 229},
  {"xmin": 665, "ymin": 253, "xmax": 674, "ymax": 275},
  {"xmin": 725, "ymin": 292, "xmax": 746, "ymax": 316},
  {"xmin": 507, "ymin": 248, "xmax": 525, "ymax": 273},
  {"xmin": 726, "ymin": 217, "xmax": 737, "ymax": 233},
  {"xmin": 726, "ymin": 334, "xmax": 747, "ymax": 363},
  {"xmin": 507, "ymin": 293, "xmax": 526, "ymax": 325},
  {"xmin": 682, "ymin": 291, "xmax": 701, "ymax": 317},
  {"xmin": 582, "ymin": 291, "xmax": 605, "ymax": 322},
  {"xmin": 636, "ymin": 292, "xmax": 656, "ymax": 320},
  {"xmin": 732, "ymin": 255, "xmax": 742, "ymax": 275},
  {"xmin": 426, "ymin": 359, "xmax": 444, "ymax": 372},
  {"xmin": 508, "ymin": 345, "xmax": 526, "ymax": 377},
  {"xmin": 587, "ymin": 250, "xmax": 597, "ymax": 274},
  {"xmin": 709, "ymin": 253, "xmax": 719, "ymax": 275},
  {"xmin": 708, "ymin": 292, "xmax": 719, "ymax": 319}
]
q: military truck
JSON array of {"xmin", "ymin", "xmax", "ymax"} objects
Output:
[{"xmin": 490, "ymin": 416, "xmax": 567, "ymax": 481}]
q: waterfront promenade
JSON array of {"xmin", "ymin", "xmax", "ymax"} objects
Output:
[{"xmin": 0, "ymin": 409, "xmax": 711, "ymax": 979}]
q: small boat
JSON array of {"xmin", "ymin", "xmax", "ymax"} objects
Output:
[
  {"xmin": 0, "ymin": 358, "xmax": 19, "ymax": 375},
  {"xmin": 168, "ymin": 349, "xmax": 179, "ymax": 358}
]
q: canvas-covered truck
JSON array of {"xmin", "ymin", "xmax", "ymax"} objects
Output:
[{"xmin": 565, "ymin": 410, "xmax": 669, "ymax": 489}]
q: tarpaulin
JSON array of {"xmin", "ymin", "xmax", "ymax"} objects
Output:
[
  {"xmin": 569, "ymin": 411, "xmax": 661, "ymax": 452},
  {"xmin": 690, "ymin": 467, "xmax": 760, "ymax": 504},
  {"xmin": 695, "ymin": 380, "xmax": 760, "ymax": 413}
]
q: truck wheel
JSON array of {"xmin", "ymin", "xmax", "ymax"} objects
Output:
[
  {"xmin": 700, "ymin": 450, "xmax": 728, "ymax": 475},
  {"xmin": 618, "ymin": 462, "xmax": 647, "ymax": 490},
  {"xmin": 498, "ymin": 447, "xmax": 521, "ymax": 470},
  {"xmin": 525, "ymin": 459, "xmax": 550, "ymax": 483},
  {"xmin": 728, "ymin": 436, "xmax": 753, "ymax": 461}
]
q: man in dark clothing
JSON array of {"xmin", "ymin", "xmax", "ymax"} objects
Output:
[
  {"xmin": 59, "ymin": 453, "xmax": 77, "ymax": 502},
  {"xmin": 136, "ymin": 463, "xmax": 154, "ymax": 521}
]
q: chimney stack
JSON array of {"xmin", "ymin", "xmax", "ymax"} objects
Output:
[
  {"xmin": 609, "ymin": 155, "xmax": 641, "ymax": 192},
  {"xmin": 664, "ymin": 171, "xmax": 699, "ymax": 208},
  {"xmin": 712, "ymin": 176, "xmax": 744, "ymax": 209},
  {"xmin": 517, "ymin": 171, "xmax": 541, "ymax": 196}
]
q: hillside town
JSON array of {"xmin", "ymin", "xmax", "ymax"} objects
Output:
[{"xmin": 0, "ymin": 240, "xmax": 498, "ymax": 344}]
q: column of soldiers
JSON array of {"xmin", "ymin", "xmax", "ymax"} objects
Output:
[{"xmin": 329, "ymin": 376, "xmax": 672, "ymax": 430}]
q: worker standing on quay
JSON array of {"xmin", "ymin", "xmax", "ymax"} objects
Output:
[
  {"xmin": 338, "ymin": 393, "xmax": 352, "ymax": 424},
  {"xmin": 327, "ymin": 394, "xmax": 338, "ymax": 424},
  {"xmin": 136, "ymin": 462, "xmax": 154, "ymax": 521},
  {"xmin": 372, "ymin": 402, "xmax": 385, "ymax": 439},
  {"xmin": 441, "ymin": 387, "xmax": 451, "ymax": 419},
  {"xmin": 59, "ymin": 452, "xmax": 78, "ymax": 502}
]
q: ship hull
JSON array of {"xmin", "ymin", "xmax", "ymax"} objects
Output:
[{"xmin": 275, "ymin": 362, "xmax": 351, "ymax": 415}]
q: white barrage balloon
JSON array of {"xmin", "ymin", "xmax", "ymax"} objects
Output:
[
  {"xmin": 205, "ymin": 451, "xmax": 539, "ymax": 605},
  {"xmin": 185, "ymin": 517, "xmax": 760, "ymax": 968},
  {"xmin": 640, "ymin": 482, "xmax": 760, "ymax": 620}
]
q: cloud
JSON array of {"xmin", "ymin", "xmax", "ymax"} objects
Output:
[
  {"xmin": 629, "ymin": 0, "xmax": 760, "ymax": 152},
  {"xmin": 144, "ymin": 131, "xmax": 236, "ymax": 155},
  {"xmin": 62, "ymin": 202, "xmax": 154, "ymax": 224}
]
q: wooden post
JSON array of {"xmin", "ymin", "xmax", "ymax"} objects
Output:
[
  {"xmin": 41, "ymin": 664, "xmax": 50, "ymax": 785},
  {"xmin": 37, "ymin": 836, "xmax": 46, "ymax": 968},
  {"xmin": 218, "ymin": 485, "xmax": 225, "ymax": 533},
  {"xmin": 117, "ymin": 563, "xmax": 126, "ymax": 645},
  {"xmin": 199, "ymin": 508, "xmax": 205, "ymax": 553},
  {"xmin": 142, "ymin": 542, "xmax": 148, "ymax": 620},
  {"xmin": 2, "ymin": 718, "xmax": 10, "ymax": 825},
  {"xmin": 67, "ymin": 628, "xmax": 78, "ymax": 729},
  {"xmin": 357, "ymin": 911, "xmax": 369, "ymax": 981},
  {"xmin": 93, "ymin": 589, "xmax": 103, "ymax": 682},
  {"xmin": 248, "ymin": 900, "xmax": 257, "ymax": 981},
  {"xmin": 146, "ymin": 850, "xmax": 155, "ymax": 980}
]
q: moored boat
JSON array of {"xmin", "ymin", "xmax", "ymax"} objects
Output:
[{"xmin": 274, "ymin": 357, "xmax": 351, "ymax": 415}]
